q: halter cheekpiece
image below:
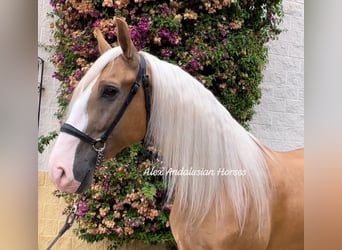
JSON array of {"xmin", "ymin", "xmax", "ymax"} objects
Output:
[{"xmin": 60, "ymin": 54, "xmax": 151, "ymax": 167}]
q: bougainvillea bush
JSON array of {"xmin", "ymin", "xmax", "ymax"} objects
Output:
[
  {"xmin": 54, "ymin": 144, "xmax": 175, "ymax": 248},
  {"xmin": 45, "ymin": 0, "xmax": 283, "ymax": 248}
]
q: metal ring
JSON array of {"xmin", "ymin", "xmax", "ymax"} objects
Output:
[
  {"xmin": 93, "ymin": 139, "xmax": 105, "ymax": 152},
  {"xmin": 72, "ymin": 204, "xmax": 78, "ymax": 214}
]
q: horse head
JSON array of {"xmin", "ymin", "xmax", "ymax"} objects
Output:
[{"xmin": 48, "ymin": 17, "xmax": 150, "ymax": 193}]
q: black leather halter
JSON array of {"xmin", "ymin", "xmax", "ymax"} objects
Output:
[{"xmin": 60, "ymin": 54, "xmax": 151, "ymax": 166}]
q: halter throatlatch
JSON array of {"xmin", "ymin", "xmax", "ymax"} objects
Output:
[{"xmin": 60, "ymin": 54, "xmax": 150, "ymax": 167}]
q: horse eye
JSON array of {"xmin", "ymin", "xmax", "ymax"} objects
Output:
[{"xmin": 101, "ymin": 85, "xmax": 118, "ymax": 99}]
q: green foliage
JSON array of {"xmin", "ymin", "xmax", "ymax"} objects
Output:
[
  {"xmin": 142, "ymin": 182, "xmax": 157, "ymax": 200},
  {"xmin": 38, "ymin": 131, "xmax": 58, "ymax": 153},
  {"xmin": 47, "ymin": 0, "xmax": 283, "ymax": 248}
]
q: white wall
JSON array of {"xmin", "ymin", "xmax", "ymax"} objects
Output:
[
  {"xmin": 250, "ymin": 0, "xmax": 304, "ymax": 151},
  {"xmin": 38, "ymin": 0, "xmax": 304, "ymax": 170},
  {"xmin": 38, "ymin": 1, "xmax": 60, "ymax": 170}
]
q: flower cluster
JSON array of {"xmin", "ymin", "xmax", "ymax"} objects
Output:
[
  {"xmin": 54, "ymin": 144, "xmax": 174, "ymax": 248},
  {"xmin": 47, "ymin": 0, "xmax": 283, "ymax": 248}
]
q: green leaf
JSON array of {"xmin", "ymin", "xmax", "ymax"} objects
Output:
[
  {"xmin": 142, "ymin": 182, "xmax": 157, "ymax": 200},
  {"xmin": 38, "ymin": 131, "xmax": 58, "ymax": 153}
]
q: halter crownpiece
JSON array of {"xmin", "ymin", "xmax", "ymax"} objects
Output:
[{"xmin": 60, "ymin": 54, "xmax": 150, "ymax": 167}]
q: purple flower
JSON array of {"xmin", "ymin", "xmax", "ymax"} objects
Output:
[
  {"xmin": 158, "ymin": 27, "xmax": 170, "ymax": 39},
  {"xmin": 74, "ymin": 69, "xmax": 83, "ymax": 80},
  {"xmin": 68, "ymin": 86, "xmax": 75, "ymax": 93},
  {"xmin": 50, "ymin": 0, "xmax": 61, "ymax": 9},
  {"xmin": 158, "ymin": 28, "xmax": 179, "ymax": 45},
  {"xmin": 127, "ymin": 219, "xmax": 140, "ymax": 228},
  {"xmin": 103, "ymin": 181, "xmax": 109, "ymax": 192},
  {"xmin": 219, "ymin": 25, "xmax": 229, "ymax": 37},
  {"xmin": 130, "ymin": 27, "xmax": 138, "ymax": 40},
  {"xmin": 156, "ymin": 190, "xmax": 164, "ymax": 198},
  {"xmin": 191, "ymin": 47, "xmax": 199, "ymax": 58},
  {"xmin": 108, "ymin": 30, "xmax": 115, "ymax": 39},
  {"xmin": 137, "ymin": 17, "xmax": 150, "ymax": 33},
  {"xmin": 93, "ymin": 19, "xmax": 101, "ymax": 28},
  {"xmin": 130, "ymin": 8, "xmax": 137, "ymax": 20},
  {"xmin": 161, "ymin": 48, "xmax": 172, "ymax": 57},
  {"xmin": 201, "ymin": 52, "xmax": 207, "ymax": 59},
  {"xmin": 130, "ymin": 17, "xmax": 150, "ymax": 50},
  {"xmin": 72, "ymin": 44, "xmax": 81, "ymax": 52},
  {"xmin": 159, "ymin": 4, "xmax": 170, "ymax": 17},
  {"xmin": 78, "ymin": 201, "xmax": 88, "ymax": 218},
  {"xmin": 189, "ymin": 59, "xmax": 200, "ymax": 71},
  {"xmin": 150, "ymin": 223, "xmax": 157, "ymax": 233},
  {"xmin": 52, "ymin": 72, "xmax": 62, "ymax": 81},
  {"xmin": 87, "ymin": 41, "xmax": 94, "ymax": 47},
  {"xmin": 169, "ymin": 33, "xmax": 179, "ymax": 45},
  {"xmin": 55, "ymin": 52, "xmax": 64, "ymax": 63},
  {"xmin": 89, "ymin": 48, "xmax": 98, "ymax": 55}
]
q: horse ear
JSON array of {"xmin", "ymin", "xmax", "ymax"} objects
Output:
[
  {"xmin": 114, "ymin": 17, "xmax": 137, "ymax": 60},
  {"xmin": 93, "ymin": 28, "xmax": 111, "ymax": 54}
]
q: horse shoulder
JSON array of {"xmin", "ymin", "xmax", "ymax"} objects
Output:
[
  {"xmin": 266, "ymin": 148, "xmax": 304, "ymax": 249},
  {"xmin": 169, "ymin": 195, "xmax": 269, "ymax": 250}
]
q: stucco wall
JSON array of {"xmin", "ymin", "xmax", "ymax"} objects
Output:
[
  {"xmin": 38, "ymin": 0, "xmax": 60, "ymax": 171},
  {"xmin": 249, "ymin": 0, "xmax": 304, "ymax": 151}
]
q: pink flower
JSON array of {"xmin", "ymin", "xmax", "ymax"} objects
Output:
[{"xmin": 78, "ymin": 202, "xmax": 88, "ymax": 218}]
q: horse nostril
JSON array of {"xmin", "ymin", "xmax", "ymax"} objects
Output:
[
  {"xmin": 57, "ymin": 166, "xmax": 66, "ymax": 179},
  {"xmin": 50, "ymin": 165, "xmax": 70, "ymax": 189},
  {"xmin": 48, "ymin": 165, "xmax": 80, "ymax": 193}
]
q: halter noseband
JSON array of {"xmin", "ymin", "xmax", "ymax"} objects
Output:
[{"xmin": 60, "ymin": 54, "xmax": 150, "ymax": 166}]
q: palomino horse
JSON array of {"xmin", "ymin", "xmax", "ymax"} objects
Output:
[{"xmin": 48, "ymin": 17, "xmax": 303, "ymax": 249}]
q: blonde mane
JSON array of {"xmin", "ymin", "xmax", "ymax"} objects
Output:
[
  {"xmin": 68, "ymin": 47, "xmax": 271, "ymax": 235},
  {"xmin": 141, "ymin": 52, "xmax": 271, "ymax": 234}
]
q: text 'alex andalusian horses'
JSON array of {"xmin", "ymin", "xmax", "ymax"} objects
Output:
[{"xmin": 48, "ymin": 17, "xmax": 304, "ymax": 249}]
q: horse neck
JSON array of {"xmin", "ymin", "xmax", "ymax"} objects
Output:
[{"xmin": 143, "ymin": 52, "xmax": 271, "ymax": 235}]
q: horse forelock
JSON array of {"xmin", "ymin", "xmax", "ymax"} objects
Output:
[{"xmin": 141, "ymin": 51, "xmax": 271, "ymax": 236}]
